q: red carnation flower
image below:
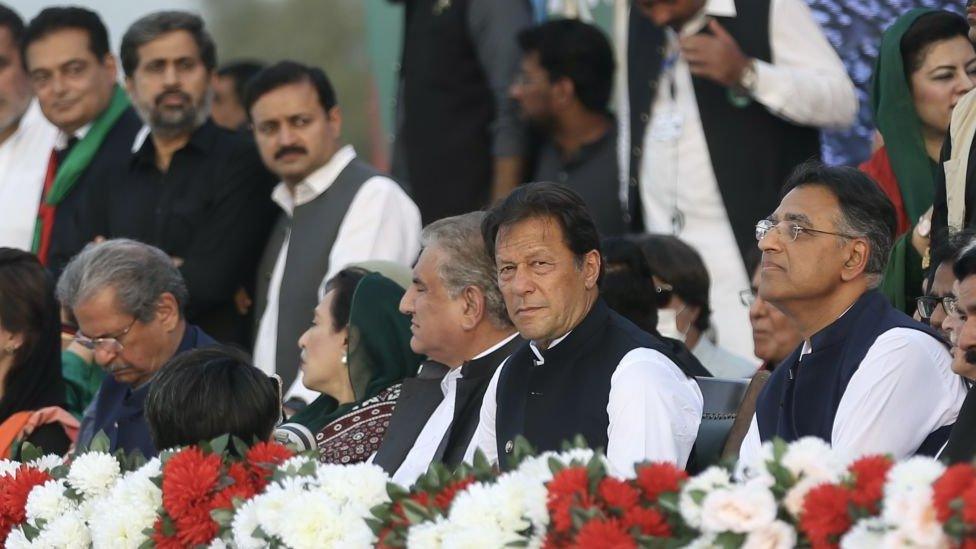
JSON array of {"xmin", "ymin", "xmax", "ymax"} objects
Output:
[
  {"xmin": 933, "ymin": 464, "xmax": 976, "ymax": 523},
  {"xmin": 160, "ymin": 447, "xmax": 222, "ymax": 519},
  {"xmin": 0, "ymin": 466, "xmax": 52, "ymax": 544},
  {"xmin": 549, "ymin": 467, "xmax": 590, "ymax": 500},
  {"xmin": 847, "ymin": 455, "xmax": 892, "ymax": 513},
  {"xmin": 634, "ymin": 462, "xmax": 688, "ymax": 503},
  {"xmin": 150, "ymin": 518, "xmax": 184, "ymax": 549},
  {"xmin": 574, "ymin": 518, "xmax": 636, "ymax": 549},
  {"xmin": 173, "ymin": 503, "xmax": 219, "ymax": 546},
  {"xmin": 598, "ymin": 477, "xmax": 640, "ymax": 510},
  {"xmin": 960, "ymin": 483, "xmax": 976, "ymax": 525},
  {"xmin": 622, "ymin": 506, "xmax": 671, "ymax": 538},
  {"xmin": 245, "ymin": 441, "xmax": 293, "ymax": 469},
  {"xmin": 800, "ymin": 484, "xmax": 853, "ymax": 549},
  {"xmin": 434, "ymin": 476, "xmax": 475, "ymax": 510}
]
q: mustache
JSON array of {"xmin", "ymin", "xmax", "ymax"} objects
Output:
[
  {"xmin": 154, "ymin": 90, "xmax": 191, "ymax": 106},
  {"xmin": 275, "ymin": 145, "xmax": 307, "ymax": 160},
  {"xmin": 966, "ymin": 348, "xmax": 976, "ymax": 365}
]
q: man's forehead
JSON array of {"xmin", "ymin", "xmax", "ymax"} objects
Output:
[
  {"xmin": 251, "ymin": 84, "xmax": 321, "ymax": 120},
  {"xmin": 772, "ymin": 186, "xmax": 839, "ymax": 220},
  {"xmin": 27, "ymin": 28, "xmax": 97, "ymax": 64},
  {"xmin": 496, "ymin": 217, "xmax": 566, "ymax": 255}
]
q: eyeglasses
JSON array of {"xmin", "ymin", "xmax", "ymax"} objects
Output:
[
  {"xmin": 739, "ymin": 289, "xmax": 757, "ymax": 307},
  {"xmin": 73, "ymin": 318, "xmax": 137, "ymax": 354},
  {"xmin": 916, "ymin": 295, "xmax": 959, "ymax": 319},
  {"xmin": 755, "ymin": 219, "xmax": 859, "ymax": 242},
  {"xmin": 654, "ymin": 282, "xmax": 674, "ymax": 308}
]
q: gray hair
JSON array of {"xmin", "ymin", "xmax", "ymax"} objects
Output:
[
  {"xmin": 56, "ymin": 239, "xmax": 188, "ymax": 322},
  {"xmin": 120, "ymin": 11, "xmax": 216, "ymax": 77},
  {"xmin": 421, "ymin": 212, "xmax": 513, "ymax": 329}
]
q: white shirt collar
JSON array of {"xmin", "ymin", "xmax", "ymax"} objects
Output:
[
  {"xmin": 271, "ymin": 144, "xmax": 357, "ymax": 216},
  {"xmin": 440, "ymin": 366, "xmax": 464, "ymax": 396},
  {"xmin": 55, "ymin": 122, "xmax": 93, "ymax": 150},
  {"xmin": 131, "ymin": 124, "xmax": 151, "ymax": 153},
  {"xmin": 677, "ymin": 0, "xmax": 737, "ymax": 37},
  {"xmin": 529, "ymin": 330, "xmax": 573, "ymax": 365},
  {"xmin": 801, "ymin": 303, "xmax": 857, "ymax": 357},
  {"xmin": 470, "ymin": 332, "xmax": 519, "ymax": 361}
]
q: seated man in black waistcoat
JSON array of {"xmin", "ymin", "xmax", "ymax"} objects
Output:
[
  {"xmin": 741, "ymin": 162, "xmax": 966, "ymax": 466},
  {"xmin": 471, "ymin": 182, "xmax": 706, "ymax": 475},
  {"xmin": 372, "ymin": 212, "xmax": 522, "ymax": 486},
  {"xmin": 938, "ymin": 244, "xmax": 976, "ymax": 463}
]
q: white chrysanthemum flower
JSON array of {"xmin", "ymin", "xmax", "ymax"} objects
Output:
[
  {"xmin": 684, "ymin": 533, "xmax": 721, "ymax": 549},
  {"xmin": 231, "ymin": 498, "xmax": 265, "ymax": 549},
  {"xmin": 0, "ymin": 458, "xmax": 20, "ymax": 477},
  {"xmin": 276, "ymin": 492, "xmax": 370, "ymax": 549},
  {"xmin": 680, "ymin": 466, "xmax": 732, "ymax": 528},
  {"xmin": 25, "ymin": 479, "xmax": 75, "ymax": 523},
  {"xmin": 700, "ymin": 483, "xmax": 777, "ymax": 534},
  {"xmin": 279, "ymin": 455, "xmax": 315, "ymax": 474},
  {"xmin": 67, "ymin": 452, "xmax": 121, "ymax": 499},
  {"xmin": 781, "ymin": 437, "xmax": 846, "ymax": 483},
  {"xmin": 207, "ymin": 538, "xmax": 229, "ymax": 549},
  {"xmin": 840, "ymin": 518, "xmax": 888, "ymax": 549},
  {"xmin": 742, "ymin": 520, "xmax": 796, "ymax": 549},
  {"xmin": 88, "ymin": 460, "xmax": 163, "ymax": 549},
  {"xmin": 440, "ymin": 473, "xmax": 546, "ymax": 547},
  {"xmin": 314, "ymin": 462, "xmax": 390, "ymax": 513},
  {"xmin": 405, "ymin": 518, "xmax": 447, "ymax": 548},
  {"xmin": 29, "ymin": 454, "xmax": 65, "ymax": 473},
  {"xmin": 884, "ymin": 457, "xmax": 945, "ymax": 498},
  {"xmin": 882, "ymin": 489, "xmax": 948, "ymax": 548},
  {"xmin": 36, "ymin": 511, "xmax": 91, "ymax": 549}
]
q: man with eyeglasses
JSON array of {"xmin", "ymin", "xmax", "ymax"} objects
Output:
[
  {"xmin": 939, "ymin": 243, "xmax": 976, "ymax": 462},
  {"xmin": 738, "ymin": 162, "xmax": 966, "ymax": 468},
  {"xmin": 916, "ymin": 230, "xmax": 976, "ymax": 340},
  {"xmin": 56, "ymin": 239, "xmax": 216, "ymax": 457}
]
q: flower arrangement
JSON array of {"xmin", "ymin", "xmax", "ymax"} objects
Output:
[{"xmin": 2, "ymin": 436, "xmax": 976, "ymax": 548}]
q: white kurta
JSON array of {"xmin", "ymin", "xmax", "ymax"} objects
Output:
[
  {"xmin": 0, "ymin": 101, "xmax": 58, "ymax": 250},
  {"xmin": 632, "ymin": 0, "xmax": 855, "ymax": 360}
]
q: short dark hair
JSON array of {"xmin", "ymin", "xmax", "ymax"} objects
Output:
[
  {"xmin": 120, "ymin": 11, "xmax": 216, "ymax": 77},
  {"xmin": 780, "ymin": 161, "xmax": 897, "ymax": 286},
  {"xmin": 482, "ymin": 181, "xmax": 604, "ymax": 284},
  {"xmin": 634, "ymin": 234, "xmax": 711, "ymax": 333},
  {"xmin": 516, "ymin": 18, "xmax": 614, "ymax": 112},
  {"xmin": 322, "ymin": 267, "xmax": 369, "ymax": 331},
  {"xmin": 932, "ymin": 228, "xmax": 976, "ymax": 270},
  {"xmin": 601, "ymin": 237, "xmax": 659, "ymax": 333},
  {"xmin": 0, "ymin": 4, "xmax": 24, "ymax": 44},
  {"xmin": 146, "ymin": 346, "xmax": 280, "ymax": 451},
  {"xmin": 243, "ymin": 60, "xmax": 338, "ymax": 119},
  {"xmin": 22, "ymin": 7, "xmax": 110, "ymax": 68},
  {"xmin": 901, "ymin": 11, "xmax": 971, "ymax": 78},
  {"xmin": 217, "ymin": 60, "xmax": 265, "ymax": 103}
]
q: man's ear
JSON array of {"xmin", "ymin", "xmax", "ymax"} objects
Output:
[
  {"xmin": 460, "ymin": 285, "xmax": 485, "ymax": 330},
  {"xmin": 582, "ymin": 249, "xmax": 601, "ymax": 290},
  {"xmin": 156, "ymin": 292, "xmax": 181, "ymax": 332},
  {"xmin": 839, "ymin": 238, "xmax": 870, "ymax": 282}
]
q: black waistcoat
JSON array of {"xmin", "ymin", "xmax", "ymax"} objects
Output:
[
  {"xmin": 396, "ymin": 0, "xmax": 494, "ymax": 224},
  {"xmin": 755, "ymin": 290, "xmax": 953, "ymax": 456},
  {"xmin": 626, "ymin": 0, "xmax": 820, "ymax": 266},
  {"xmin": 493, "ymin": 300, "xmax": 701, "ymax": 469}
]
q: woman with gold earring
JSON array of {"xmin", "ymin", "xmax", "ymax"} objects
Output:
[{"xmin": 275, "ymin": 266, "xmax": 423, "ymax": 464}]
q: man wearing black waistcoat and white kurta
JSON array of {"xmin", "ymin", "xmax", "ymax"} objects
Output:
[
  {"xmin": 247, "ymin": 62, "xmax": 421, "ymax": 405},
  {"xmin": 740, "ymin": 163, "xmax": 966, "ymax": 467},
  {"xmin": 471, "ymin": 182, "xmax": 705, "ymax": 475},
  {"xmin": 373, "ymin": 212, "xmax": 522, "ymax": 486},
  {"xmin": 624, "ymin": 0, "xmax": 856, "ymax": 361}
]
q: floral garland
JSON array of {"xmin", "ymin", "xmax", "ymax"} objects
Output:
[{"xmin": 1, "ymin": 436, "xmax": 975, "ymax": 548}]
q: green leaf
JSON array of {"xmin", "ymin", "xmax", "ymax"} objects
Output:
[
  {"xmin": 211, "ymin": 507, "xmax": 235, "ymax": 526},
  {"xmin": 210, "ymin": 434, "xmax": 231, "ymax": 455},
  {"xmin": 400, "ymin": 499, "xmax": 431, "ymax": 524},
  {"xmin": 137, "ymin": 539, "xmax": 155, "ymax": 549},
  {"xmin": 22, "ymin": 521, "xmax": 41, "ymax": 541},
  {"xmin": 19, "ymin": 442, "xmax": 43, "ymax": 463},
  {"xmin": 714, "ymin": 531, "xmax": 746, "ymax": 549},
  {"xmin": 89, "ymin": 431, "xmax": 111, "ymax": 453}
]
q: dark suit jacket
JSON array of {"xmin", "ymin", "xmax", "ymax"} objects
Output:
[
  {"xmin": 941, "ymin": 386, "xmax": 976, "ymax": 463},
  {"xmin": 47, "ymin": 107, "xmax": 143, "ymax": 274},
  {"xmin": 373, "ymin": 335, "xmax": 523, "ymax": 474}
]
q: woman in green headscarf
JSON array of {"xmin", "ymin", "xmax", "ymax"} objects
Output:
[
  {"xmin": 864, "ymin": 9, "xmax": 976, "ymax": 312},
  {"xmin": 274, "ymin": 267, "xmax": 423, "ymax": 463}
]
